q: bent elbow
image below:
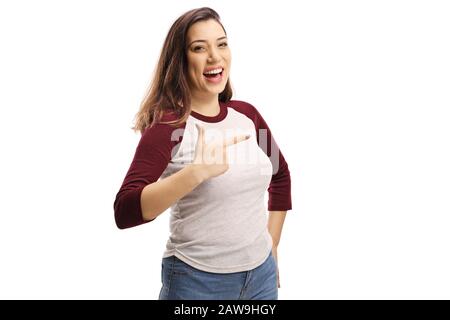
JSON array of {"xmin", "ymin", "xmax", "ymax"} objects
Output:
[
  {"xmin": 113, "ymin": 188, "xmax": 154, "ymax": 230},
  {"xmin": 114, "ymin": 198, "xmax": 131, "ymax": 230}
]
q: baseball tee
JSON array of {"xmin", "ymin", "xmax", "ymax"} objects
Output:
[{"xmin": 113, "ymin": 99, "xmax": 292, "ymax": 273}]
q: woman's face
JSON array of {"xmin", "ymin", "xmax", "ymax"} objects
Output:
[{"xmin": 186, "ymin": 19, "xmax": 231, "ymax": 97}]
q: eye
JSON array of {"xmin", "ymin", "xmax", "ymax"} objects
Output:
[{"xmin": 193, "ymin": 43, "xmax": 227, "ymax": 52}]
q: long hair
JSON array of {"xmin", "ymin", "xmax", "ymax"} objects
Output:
[{"xmin": 132, "ymin": 7, "xmax": 233, "ymax": 134}]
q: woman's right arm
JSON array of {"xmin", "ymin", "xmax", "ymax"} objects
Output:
[
  {"xmin": 140, "ymin": 164, "xmax": 206, "ymax": 221},
  {"xmin": 114, "ymin": 122, "xmax": 249, "ymax": 229},
  {"xmin": 113, "ymin": 121, "xmax": 183, "ymax": 229}
]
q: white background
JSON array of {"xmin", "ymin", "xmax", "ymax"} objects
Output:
[{"xmin": 0, "ymin": 0, "xmax": 449, "ymax": 299}]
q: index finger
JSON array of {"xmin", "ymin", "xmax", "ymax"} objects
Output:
[{"xmin": 223, "ymin": 134, "xmax": 251, "ymax": 147}]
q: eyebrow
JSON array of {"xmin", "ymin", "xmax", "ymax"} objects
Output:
[{"xmin": 188, "ymin": 36, "xmax": 228, "ymax": 47}]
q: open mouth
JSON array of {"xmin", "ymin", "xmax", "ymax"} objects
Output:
[{"xmin": 203, "ymin": 68, "xmax": 224, "ymax": 80}]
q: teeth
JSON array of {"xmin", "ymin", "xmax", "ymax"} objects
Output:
[{"xmin": 204, "ymin": 68, "xmax": 223, "ymax": 75}]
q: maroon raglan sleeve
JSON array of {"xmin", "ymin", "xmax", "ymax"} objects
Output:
[
  {"xmin": 230, "ymin": 100, "xmax": 292, "ymax": 211},
  {"xmin": 113, "ymin": 121, "xmax": 182, "ymax": 229}
]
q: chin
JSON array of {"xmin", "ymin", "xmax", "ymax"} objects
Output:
[{"xmin": 210, "ymin": 87, "xmax": 226, "ymax": 94}]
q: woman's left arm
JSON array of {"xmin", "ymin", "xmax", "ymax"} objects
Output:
[
  {"xmin": 268, "ymin": 210, "xmax": 286, "ymax": 247},
  {"xmin": 268, "ymin": 210, "xmax": 287, "ymax": 288},
  {"xmin": 234, "ymin": 100, "xmax": 292, "ymax": 287}
]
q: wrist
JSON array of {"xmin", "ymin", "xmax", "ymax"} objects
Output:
[{"xmin": 186, "ymin": 164, "xmax": 208, "ymax": 185}]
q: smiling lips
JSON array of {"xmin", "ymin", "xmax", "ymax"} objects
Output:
[
  {"xmin": 203, "ymin": 65, "xmax": 223, "ymax": 73},
  {"xmin": 203, "ymin": 66, "xmax": 224, "ymax": 84}
]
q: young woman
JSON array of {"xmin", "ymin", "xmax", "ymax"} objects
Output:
[{"xmin": 113, "ymin": 7, "xmax": 292, "ymax": 300}]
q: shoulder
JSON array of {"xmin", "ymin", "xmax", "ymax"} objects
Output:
[
  {"xmin": 139, "ymin": 111, "xmax": 186, "ymax": 148},
  {"xmin": 226, "ymin": 99, "xmax": 266, "ymax": 126},
  {"xmin": 144, "ymin": 110, "xmax": 185, "ymax": 133},
  {"xmin": 227, "ymin": 99, "xmax": 259, "ymax": 116}
]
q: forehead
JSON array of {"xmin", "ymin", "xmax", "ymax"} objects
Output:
[{"xmin": 186, "ymin": 19, "xmax": 225, "ymax": 42}]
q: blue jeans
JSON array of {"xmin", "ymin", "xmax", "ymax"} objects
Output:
[{"xmin": 158, "ymin": 251, "xmax": 278, "ymax": 300}]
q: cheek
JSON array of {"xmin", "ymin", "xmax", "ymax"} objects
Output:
[
  {"xmin": 189, "ymin": 63, "xmax": 203, "ymax": 78},
  {"xmin": 187, "ymin": 65, "xmax": 204, "ymax": 85},
  {"xmin": 187, "ymin": 65, "xmax": 200, "ymax": 82},
  {"xmin": 187, "ymin": 57, "xmax": 199, "ymax": 74},
  {"xmin": 194, "ymin": 69, "xmax": 203, "ymax": 82},
  {"xmin": 223, "ymin": 49, "xmax": 231, "ymax": 62}
]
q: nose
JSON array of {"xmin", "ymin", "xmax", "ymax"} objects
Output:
[{"xmin": 207, "ymin": 47, "xmax": 221, "ymax": 63}]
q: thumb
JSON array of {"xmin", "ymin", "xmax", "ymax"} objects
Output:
[
  {"xmin": 194, "ymin": 124, "xmax": 205, "ymax": 161},
  {"xmin": 195, "ymin": 123, "xmax": 205, "ymax": 145}
]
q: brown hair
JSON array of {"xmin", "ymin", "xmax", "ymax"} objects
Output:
[{"xmin": 131, "ymin": 7, "xmax": 233, "ymax": 134}]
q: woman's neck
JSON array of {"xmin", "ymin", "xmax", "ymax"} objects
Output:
[{"xmin": 190, "ymin": 94, "xmax": 220, "ymax": 116}]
